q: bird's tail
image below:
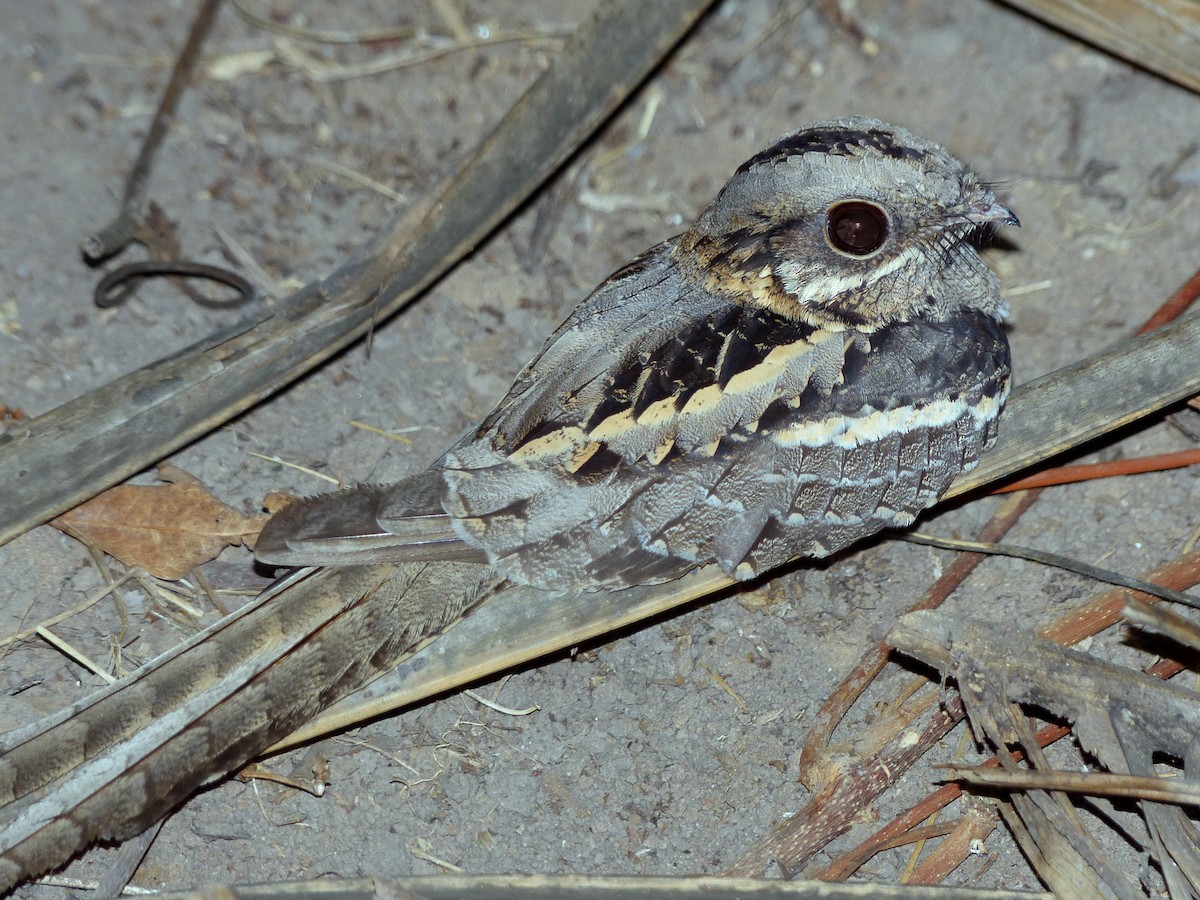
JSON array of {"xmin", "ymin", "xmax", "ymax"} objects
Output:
[{"xmin": 0, "ymin": 558, "xmax": 501, "ymax": 892}]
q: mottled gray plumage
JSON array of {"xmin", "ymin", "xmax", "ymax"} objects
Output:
[
  {"xmin": 258, "ymin": 117, "xmax": 1016, "ymax": 591},
  {"xmin": 0, "ymin": 118, "xmax": 1017, "ymax": 892}
]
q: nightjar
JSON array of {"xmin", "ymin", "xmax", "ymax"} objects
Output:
[{"xmin": 257, "ymin": 116, "xmax": 1016, "ymax": 590}]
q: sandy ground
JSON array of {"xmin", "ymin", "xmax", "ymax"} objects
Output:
[{"xmin": 1, "ymin": 0, "xmax": 1199, "ymax": 894}]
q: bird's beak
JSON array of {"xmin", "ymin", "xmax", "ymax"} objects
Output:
[{"xmin": 965, "ymin": 197, "xmax": 1020, "ymax": 228}]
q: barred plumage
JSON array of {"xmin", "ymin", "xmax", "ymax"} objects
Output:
[
  {"xmin": 0, "ymin": 117, "xmax": 1019, "ymax": 893},
  {"xmin": 257, "ymin": 116, "xmax": 1016, "ymax": 590}
]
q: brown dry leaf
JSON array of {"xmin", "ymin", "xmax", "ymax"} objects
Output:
[
  {"xmin": 52, "ymin": 482, "xmax": 268, "ymax": 580},
  {"xmin": 262, "ymin": 491, "xmax": 298, "ymax": 516}
]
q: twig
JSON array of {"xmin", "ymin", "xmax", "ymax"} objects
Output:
[
  {"xmin": 0, "ymin": 571, "xmax": 135, "ymax": 650},
  {"xmin": 239, "ymin": 762, "xmax": 326, "ymax": 797},
  {"xmin": 796, "ymin": 490, "xmax": 1040, "ymax": 784},
  {"xmin": 92, "ymin": 820, "xmax": 165, "ymax": 899},
  {"xmin": 34, "ymin": 874, "xmax": 156, "ymax": 895},
  {"xmin": 816, "ymin": 721, "xmax": 1068, "ymax": 882},
  {"xmin": 1038, "ymin": 549, "xmax": 1200, "ymax": 645},
  {"xmin": 463, "ymin": 689, "xmax": 538, "ymax": 716},
  {"xmin": 1123, "ymin": 596, "xmax": 1200, "ymax": 651},
  {"xmin": 745, "ymin": 540, "xmax": 1200, "ymax": 879},
  {"xmin": 907, "ymin": 807, "xmax": 996, "ymax": 886},
  {"xmin": 192, "ymin": 567, "xmax": 229, "ymax": 616},
  {"xmin": 35, "ymin": 625, "xmax": 115, "ymax": 683},
  {"xmin": 943, "ymin": 766, "xmax": 1200, "ymax": 808},
  {"xmin": 699, "ymin": 659, "xmax": 751, "ymax": 714},
  {"xmin": 408, "ymin": 837, "xmax": 465, "ymax": 873},
  {"xmin": 304, "ymin": 156, "xmax": 408, "ymax": 203},
  {"xmin": 348, "ymin": 420, "xmax": 415, "ymax": 445},
  {"xmin": 1140, "ymin": 265, "xmax": 1200, "ymax": 334},
  {"xmin": 901, "ymin": 531, "xmax": 1200, "ymax": 608},
  {"xmin": 993, "ymin": 446, "xmax": 1200, "ymax": 493},
  {"xmin": 82, "ymin": 0, "xmax": 224, "ymax": 263},
  {"xmin": 131, "ymin": 569, "xmax": 203, "ymax": 618},
  {"xmin": 824, "ymin": 551, "xmax": 1200, "ymax": 882},
  {"xmin": 244, "ymin": 451, "xmax": 340, "ymax": 484},
  {"xmin": 273, "ymin": 29, "xmax": 568, "ymax": 83},
  {"xmin": 213, "ymin": 225, "xmax": 295, "ymax": 300}
]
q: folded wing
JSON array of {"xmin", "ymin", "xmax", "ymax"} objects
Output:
[{"xmin": 255, "ymin": 470, "xmax": 485, "ymax": 567}]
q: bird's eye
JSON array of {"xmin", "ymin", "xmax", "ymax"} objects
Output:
[{"xmin": 825, "ymin": 201, "xmax": 889, "ymax": 256}]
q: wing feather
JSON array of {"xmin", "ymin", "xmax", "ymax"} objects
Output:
[
  {"xmin": 258, "ymin": 243, "xmax": 1009, "ymax": 590},
  {"xmin": 255, "ymin": 471, "xmax": 484, "ymax": 566}
]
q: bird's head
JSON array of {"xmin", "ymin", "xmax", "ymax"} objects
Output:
[{"xmin": 675, "ymin": 116, "xmax": 1018, "ymax": 330}]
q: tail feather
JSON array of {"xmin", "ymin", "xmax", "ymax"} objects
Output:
[
  {"xmin": 0, "ymin": 560, "xmax": 501, "ymax": 892},
  {"xmin": 255, "ymin": 471, "xmax": 485, "ymax": 567}
]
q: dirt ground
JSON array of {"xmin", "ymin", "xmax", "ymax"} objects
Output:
[{"xmin": 1, "ymin": 0, "xmax": 1199, "ymax": 894}]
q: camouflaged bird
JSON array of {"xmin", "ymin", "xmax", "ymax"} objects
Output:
[
  {"xmin": 257, "ymin": 116, "xmax": 1017, "ymax": 587},
  {"xmin": 0, "ymin": 117, "xmax": 1017, "ymax": 894}
]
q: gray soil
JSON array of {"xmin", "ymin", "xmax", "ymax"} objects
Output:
[{"xmin": 1, "ymin": 0, "xmax": 1199, "ymax": 894}]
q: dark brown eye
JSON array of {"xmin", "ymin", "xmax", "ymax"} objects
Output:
[{"xmin": 826, "ymin": 201, "xmax": 888, "ymax": 256}]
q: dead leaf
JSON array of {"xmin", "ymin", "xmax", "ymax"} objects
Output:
[
  {"xmin": 52, "ymin": 482, "xmax": 268, "ymax": 580},
  {"xmin": 263, "ymin": 491, "xmax": 298, "ymax": 516}
]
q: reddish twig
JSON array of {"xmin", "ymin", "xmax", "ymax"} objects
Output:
[
  {"xmin": 724, "ymin": 695, "xmax": 964, "ymax": 877},
  {"xmin": 1138, "ymin": 266, "xmax": 1200, "ymax": 335},
  {"xmin": 1037, "ymin": 548, "xmax": 1200, "ymax": 645},
  {"xmin": 815, "ymin": 549, "xmax": 1200, "ymax": 881},
  {"xmin": 993, "ymin": 447, "xmax": 1200, "ymax": 494},
  {"xmin": 817, "ymin": 721, "xmax": 1068, "ymax": 882},
  {"xmin": 796, "ymin": 490, "xmax": 1041, "ymax": 784},
  {"xmin": 989, "ymin": 265, "xmax": 1200, "ymax": 495},
  {"xmin": 907, "ymin": 805, "xmax": 996, "ymax": 885}
]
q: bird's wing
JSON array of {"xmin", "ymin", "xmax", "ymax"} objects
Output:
[
  {"xmin": 255, "ymin": 470, "xmax": 486, "ymax": 567},
  {"xmin": 253, "ymin": 240, "xmax": 698, "ymax": 572},
  {"xmin": 257, "ymin": 239, "xmax": 1009, "ymax": 590},
  {"xmin": 442, "ymin": 246, "xmax": 1011, "ymax": 590}
]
